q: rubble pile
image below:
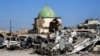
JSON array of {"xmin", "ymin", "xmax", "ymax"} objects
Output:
[{"xmin": 0, "ymin": 19, "xmax": 100, "ymax": 56}]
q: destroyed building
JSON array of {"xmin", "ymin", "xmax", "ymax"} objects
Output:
[
  {"xmin": 28, "ymin": 5, "xmax": 62, "ymax": 34},
  {"xmin": 78, "ymin": 19, "xmax": 100, "ymax": 30}
]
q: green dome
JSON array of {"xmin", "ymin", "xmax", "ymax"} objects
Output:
[{"xmin": 38, "ymin": 6, "xmax": 56, "ymax": 18}]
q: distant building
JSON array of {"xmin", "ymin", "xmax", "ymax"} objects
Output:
[
  {"xmin": 29, "ymin": 5, "xmax": 62, "ymax": 34},
  {"xmin": 0, "ymin": 29, "xmax": 9, "ymax": 37},
  {"xmin": 78, "ymin": 19, "xmax": 100, "ymax": 29},
  {"xmin": 13, "ymin": 29, "xmax": 28, "ymax": 36}
]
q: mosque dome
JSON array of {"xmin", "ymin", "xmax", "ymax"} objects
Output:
[{"xmin": 38, "ymin": 5, "xmax": 56, "ymax": 18}]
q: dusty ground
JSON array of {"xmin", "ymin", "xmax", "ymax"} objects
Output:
[
  {"xmin": 0, "ymin": 49, "xmax": 100, "ymax": 56},
  {"xmin": 0, "ymin": 49, "xmax": 39, "ymax": 56}
]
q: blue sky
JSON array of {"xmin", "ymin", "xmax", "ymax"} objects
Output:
[{"xmin": 0, "ymin": 0, "xmax": 100, "ymax": 31}]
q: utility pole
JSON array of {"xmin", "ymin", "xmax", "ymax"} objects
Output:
[{"xmin": 10, "ymin": 20, "xmax": 12, "ymax": 36}]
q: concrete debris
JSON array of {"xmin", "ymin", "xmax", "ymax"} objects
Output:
[{"xmin": 0, "ymin": 19, "xmax": 100, "ymax": 56}]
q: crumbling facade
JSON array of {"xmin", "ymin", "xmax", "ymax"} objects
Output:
[
  {"xmin": 78, "ymin": 19, "xmax": 100, "ymax": 30},
  {"xmin": 29, "ymin": 6, "xmax": 62, "ymax": 34}
]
